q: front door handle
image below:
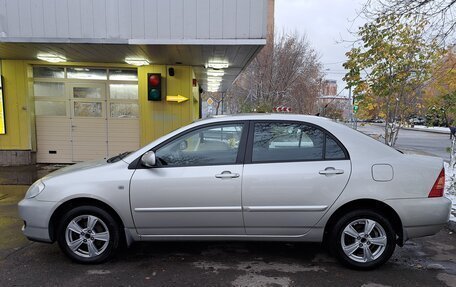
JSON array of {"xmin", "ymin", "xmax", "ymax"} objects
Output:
[
  {"xmin": 319, "ymin": 167, "xmax": 344, "ymax": 175},
  {"xmin": 215, "ymin": 171, "xmax": 240, "ymax": 179}
]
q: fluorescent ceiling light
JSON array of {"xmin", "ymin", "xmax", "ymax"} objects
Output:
[
  {"xmin": 37, "ymin": 53, "xmax": 66, "ymax": 63},
  {"xmin": 207, "ymin": 87, "xmax": 219, "ymax": 92},
  {"xmin": 207, "ymin": 83, "xmax": 220, "ymax": 88},
  {"xmin": 207, "ymin": 61, "xmax": 229, "ymax": 69},
  {"xmin": 207, "ymin": 77, "xmax": 222, "ymax": 83},
  {"xmin": 125, "ymin": 58, "xmax": 150, "ymax": 66},
  {"xmin": 207, "ymin": 70, "xmax": 225, "ymax": 77}
]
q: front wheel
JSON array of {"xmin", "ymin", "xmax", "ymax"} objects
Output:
[
  {"xmin": 330, "ymin": 210, "xmax": 396, "ymax": 270},
  {"xmin": 57, "ymin": 206, "xmax": 120, "ymax": 264}
]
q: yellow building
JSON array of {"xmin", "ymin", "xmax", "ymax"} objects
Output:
[{"xmin": 0, "ymin": 0, "xmax": 271, "ymax": 165}]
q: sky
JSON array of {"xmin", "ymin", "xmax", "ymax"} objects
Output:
[{"xmin": 275, "ymin": 0, "xmax": 366, "ymax": 97}]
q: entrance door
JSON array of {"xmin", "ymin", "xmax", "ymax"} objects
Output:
[{"xmin": 69, "ymin": 83, "xmax": 108, "ymax": 162}]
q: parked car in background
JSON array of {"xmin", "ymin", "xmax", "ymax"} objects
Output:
[
  {"xmin": 18, "ymin": 114, "xmax": 451, "ymax": 270},
  {"xmin": 409, "ymin": 116, "xmax": 426, "ymax": 125}
]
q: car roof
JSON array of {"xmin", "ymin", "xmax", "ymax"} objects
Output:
[{"xmin": 196, "ymin": 113, "xmax": 329, "ymax": 123}]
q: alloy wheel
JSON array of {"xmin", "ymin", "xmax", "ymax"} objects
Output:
[
  {"xmin": 65, "ymin": 215, "xmax": 110, "ymax": 258},
  {"xmin": 340, "ymin": 218, "xmax": 387, "ymax": 263}
]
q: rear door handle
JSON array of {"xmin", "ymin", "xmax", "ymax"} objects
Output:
[
  {"xmin": 215, "ymin": 171, "xmax": 240, "ymax": 179},
  {"xmin": 319, "ymin": 167, "xmax": 344, "ymax": 175}
]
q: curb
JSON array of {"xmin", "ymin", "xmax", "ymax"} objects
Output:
[
  {"xmin": 401, "ymin": 126, "xmax": 450, "ymax": 135},
  {"xmin": 371, "ymin": 123, "xmax": 451, "ymax": 135}
]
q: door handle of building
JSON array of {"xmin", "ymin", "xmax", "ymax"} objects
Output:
[
  {"xmin": 319, "ymin": 167, "xmax": 344, "ymax": 175},
  {"xmin": 215, "ymin": 171, "xmax": 240, "ymax": 179}
]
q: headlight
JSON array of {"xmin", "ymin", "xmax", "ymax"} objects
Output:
[{"xmin": 25, "ymin": 180, "xmax": 45, "ymax": 199}]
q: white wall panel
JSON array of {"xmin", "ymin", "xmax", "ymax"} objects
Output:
[
  {"xmin": 170, "ymin": 0, "xmax": 184, "ymax": 39},
  {"xmin": 210, "ymin": 0, "xmax": 223, "ymax": 39},
  {"xmin": 131, "ymin": 0, "xmax": 145, "ymax": 39},
  {"xmin": 5, "ymin": 0, "xmax": 20, "ymax": 36},
  {"xmin": 183, "ymin": 0, "xmax": 197, "ymax": 39},
  {"xmin": 0, "ymin": 0, "xmax": 268, "ymax": 41},
  {"xmin": 118, "ymin": 0, "xmax": 132, "ymax": 39},
  {"xmin": 43, "ymin": 0, "xmax": 58, "ymax": 37},
  {"xmin": 106, "ymin": 0, "xmax": 120, "ymax": 39},
  {"xmin": 55, "ymin": 0, "xmax": 70, "ymax": 38},
  {"xmin": 31, "ymin": 0, "xmax": 45, "ymax": 36},
  {"xmin": 222, "ymin": 0, "xmax": 236, "ymax": 38},
  {"xmin": 18, "ymin": 0, "xmax": 33, "ymax": 37},
  {"xmin": 157, "ymin": 0, "xmax": 171, "ymax": 39},
  {"xmin": 196, "ymin": 0, "xmax": 210, "ymax": 39},
  {"xmin": 67, "ymin": 0, "xmax": 82, "ymax": 38},
  {"xmin": 236, "ymin": 0, "xmax": 251, "ymax": 38},
  {"xmin": 144, "ymin": 0, "xmax": 158, "ymax": 39},
  {"xmin": 93, "ymin": 0, "xmax": 107, "ymax": 39}
]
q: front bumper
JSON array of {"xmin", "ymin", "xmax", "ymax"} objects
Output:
[
  {"xmin": 385, "ymin": 197, "xmax": 452, "ymax": 241},
  {"xmin": 18, "ymin": 198, "xmax": 57, "ymax": 243}
]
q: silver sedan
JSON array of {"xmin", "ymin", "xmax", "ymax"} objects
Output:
[{"xmin": 18, "ymin": 114, "xmax": 451, "ymax": 269}]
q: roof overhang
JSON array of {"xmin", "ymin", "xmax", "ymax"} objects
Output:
[{"xmin": 0, "ymin": 39, "xmax": 266, "ymax": 92}]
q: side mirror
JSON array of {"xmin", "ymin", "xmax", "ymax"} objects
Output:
[{"xmin": 141, "ymin": 151, "xmax": 156, "ymax": 167}]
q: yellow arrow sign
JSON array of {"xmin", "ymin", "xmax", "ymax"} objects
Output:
[{"xmin": 166, "ymin": 95, "xmax": 189, "ymax": 103}]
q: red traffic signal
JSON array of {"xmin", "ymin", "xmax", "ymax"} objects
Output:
[{"xmin": 147, "ymin": 73, "xmax": 162, "ymax": 101}]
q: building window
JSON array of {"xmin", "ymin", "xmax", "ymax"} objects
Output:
[
  {"xmin": 67, "ymin": 67, "xmax": 107, "ymax": 80},
  {"xmin": 33, "ymin": 67, "xmax": 65, "ymax": 78}
]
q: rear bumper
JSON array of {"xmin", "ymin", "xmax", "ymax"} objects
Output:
[
  {"xmin": 385, "ymin": 197, "xmax": 451, "ymax": 241},
  {"xmin": 18, "ymin": 198, "xmax": 57, "ymax": 243}
]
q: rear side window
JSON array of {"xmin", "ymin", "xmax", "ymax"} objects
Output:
[
  {"xmin": 251, "ymin": 122, "xmax": 348, "ymax": 163},
  {"xmin": 252, "ymin": 122, "xmax": 324, "ymax": 162},
  {"xmin": 325, "ymin": 135, "xmax": 347, "ymax": 160}
]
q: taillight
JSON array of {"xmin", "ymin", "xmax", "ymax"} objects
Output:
[{"xmin": 428, "ymin": 168, "xmax": 445, "ymax": 198}]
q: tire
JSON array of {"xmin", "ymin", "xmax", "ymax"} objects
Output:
[
  {"xmin": 57, "ymin": 205, "xmax": 120, "ymax": 264},
  {"xmin": 330, "ymin": 209, "xmax": 396, "ymax": 270}
]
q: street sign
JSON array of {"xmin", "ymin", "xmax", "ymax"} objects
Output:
[
  {"xmin": 166, "ymin": 95, "xmax": 189, "ymax": 103},
  {"xmin": 273, "ymin": 106, "xmax": 292, "ymax": 113},
  {"xmin": 206, "ymin": 97, "xmax": 214, "ymax": 105}
]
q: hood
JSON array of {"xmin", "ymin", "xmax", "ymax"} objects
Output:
[{"xmin": 41, "ymin": 159, "xmax": 108, "ymax": 181}]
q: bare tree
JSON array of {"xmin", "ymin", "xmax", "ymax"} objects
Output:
[
  {"xmin": 364, "ymin": 0, "xmax": 456, "ymax": 42},
  {"xmin": 225, "ymin": 31, "xmax": 324, "ymax": 114}
]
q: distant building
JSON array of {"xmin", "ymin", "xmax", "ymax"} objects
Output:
[{"xmin": 321, "ymin": 80, "xmax": 338, "ymax": 96}]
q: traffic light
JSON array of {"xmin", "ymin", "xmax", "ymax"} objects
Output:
[{"xmin": 147, "ymin": 73, "xmax": 162, "ymax": 101}]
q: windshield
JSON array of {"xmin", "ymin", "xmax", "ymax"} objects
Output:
[{"xmin": 107, "ymin": 151, "xmax": 131, "ymax": 163}]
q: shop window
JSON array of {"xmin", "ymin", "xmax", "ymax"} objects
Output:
[
  {"xmin": 33, "ymin": 67, "xmax": 64, "ymax": 78},
  {"xmin": 34, "ymin": 82, "xmax": 65, "ymax": 98},
  {"xmin": 67, "ymin": 68, "xmax": 107, "ymax": 80},
  {"xmin": 109, "ymin": 69, "xmax": 138, "ymax": 81},
  {"xmin": 109, "ymin": 84, "xmax": 138, "ymax": 100},
  {"xmin": 110, "ymin": 103, "xmax": 139, "ymax": 118},
  {"xmin": 35, "ymin": 101, "xmax": 66, "ymax": 116}
]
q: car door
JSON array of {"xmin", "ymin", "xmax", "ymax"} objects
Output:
[
  {"xmin": 130, "ymin": 122, "xmax": 247, "ymax": 236},
  {"xmin": 242, "ymin": 121, "xmax": 351, "ymax": 236}
]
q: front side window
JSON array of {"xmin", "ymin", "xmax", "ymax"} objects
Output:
[
  {"xmin": 155, "ymin": 124, "xmax": 244, "ymax": 167},
  {"xmin": 252, "ymin": 122, "xmax": 325, "ymax": 162}
]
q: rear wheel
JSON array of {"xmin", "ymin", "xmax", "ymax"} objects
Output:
[
  {"xmin": 57, "ymin": 206, "xmax": 120, "ymax": 264},
  {"xmin": 330, "ymin": 210, "xmax": 396, "ymax": 270}
]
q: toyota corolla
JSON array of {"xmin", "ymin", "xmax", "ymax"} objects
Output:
[{"xmin": 18, "ymin": 114, "xmax": 451, "ymax": 269}]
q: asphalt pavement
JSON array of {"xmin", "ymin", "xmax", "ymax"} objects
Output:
[{"xmin": 0, "ymin": 184, "xmax": 455, "ymax": 287}]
